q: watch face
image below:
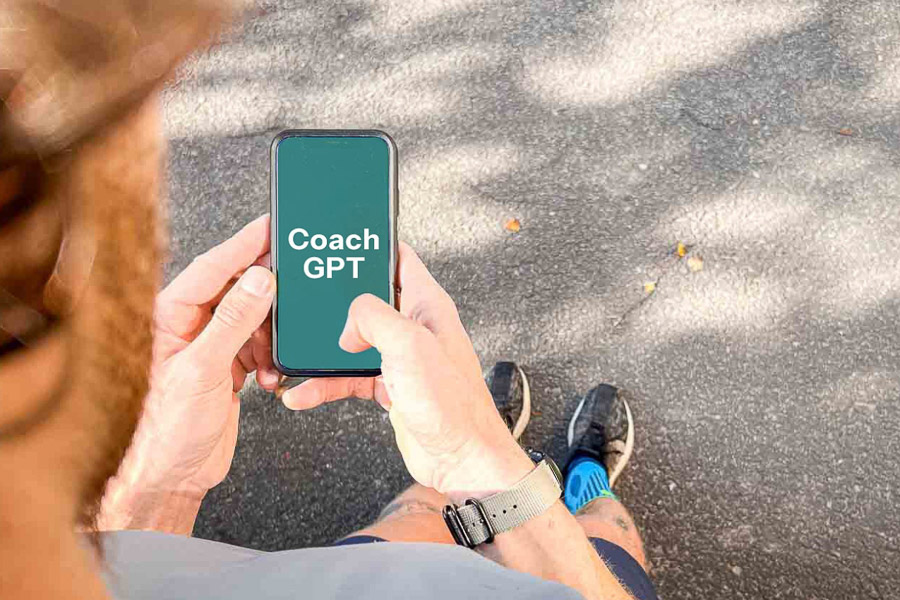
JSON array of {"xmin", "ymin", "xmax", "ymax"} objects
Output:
[{"xmin": 525, "ymin": 447, "xmax": 545, "ymax": 463}]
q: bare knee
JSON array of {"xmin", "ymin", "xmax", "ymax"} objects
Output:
[
  {"xmin": 377, "ymin": 484, "xmax": 447, "ymax": 519},
  {"xmin": 351, "ymin": 484, "xmax": 453, "ymax": 544}
]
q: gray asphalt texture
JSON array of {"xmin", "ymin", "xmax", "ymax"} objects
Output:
[{"xmin": 163, "ymin": 1, "xmax": 900, "ymax": 598}]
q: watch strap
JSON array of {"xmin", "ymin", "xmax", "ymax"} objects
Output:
[{"xmin": 446, "ymin": 459, "xmax": 563, "ymax": 547}]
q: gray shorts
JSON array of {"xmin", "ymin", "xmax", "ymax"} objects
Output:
[{"xmin": 336, "ymin": 534, "xmax": 658, "ymax": 600}]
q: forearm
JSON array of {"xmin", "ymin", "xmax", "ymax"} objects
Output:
[{"xmin": 442, "ymin": 441, "xmax": 634, "ymax": 600}]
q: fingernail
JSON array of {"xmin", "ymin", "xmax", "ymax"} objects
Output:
[
  {"xmin": 283, "ymin": 388, "xmax": 313, "ymax": 410},
  {"xmin": 241, "ymin": 267, "xmax": 272, "ymax": 297},
  {"xmin": 281, "ymin": 380, "xmax": 308, "ymax": 409},
  {"xmin": 281, "ymin": 389, "xmax": 297, "ymax": 409}
]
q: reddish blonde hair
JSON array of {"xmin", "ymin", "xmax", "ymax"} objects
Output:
[{"xmin": 0, "ymin": 0, "xmax": 238, "ymax": 531}]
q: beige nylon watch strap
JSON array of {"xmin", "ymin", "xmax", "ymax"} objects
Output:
[{"xmin": 450, "ymin": 460, "xmax": 563, "ymax": 547}]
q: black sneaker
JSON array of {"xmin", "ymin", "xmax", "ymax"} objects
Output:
[
  {"xmin": 565, "ymin": 384, "xmax": 634, "ymax": 487},
  {"xmin": 485, "ymin": 361, "xmax": 531, "ymax": 440}
]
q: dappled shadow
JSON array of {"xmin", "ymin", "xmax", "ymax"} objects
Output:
[{"xmin": 166, "ymin": 2, "xmax": 900, "ymax": 599}]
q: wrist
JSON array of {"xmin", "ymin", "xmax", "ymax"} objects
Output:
[
  {"xmin": 98, "ymin": 476, "xmax": 205, "ymax": 535},
  {"xmin": 97, "ymin": 435, "xmax": 208, "ymax": 534},
  {"xmin": 437, "ymin": 436, "xmax": 535, "ymax": 504}
]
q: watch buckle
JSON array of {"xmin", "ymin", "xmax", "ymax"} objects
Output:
[
  {"xmin": 442, "ymin": 504, "xmax": 474, "ymax": 548},
  {"xmin": 464, "ymin": 498, "xmax": 495, "ymax": 544}
]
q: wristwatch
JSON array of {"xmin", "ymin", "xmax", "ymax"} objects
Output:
[{"xmin": 442, "ymin": 449, "xmax": 563, "ymax": 548}]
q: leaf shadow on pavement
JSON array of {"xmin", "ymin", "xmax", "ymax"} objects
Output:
[{"xmin": 164, "ymin": 3, "xmax": 900, "ymax": 599}]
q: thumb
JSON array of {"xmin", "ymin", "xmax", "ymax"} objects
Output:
[
  {"xmin": 191, "ymin": 266, "xmax": 275, "ymax": 369},
  {"xmin": 339, "ymin": 293, "xmax": 425, "ymax": 358}
]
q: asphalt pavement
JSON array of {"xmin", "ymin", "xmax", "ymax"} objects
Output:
[{"xmin": 164, "ymin": 1, "xmax": 900, "ymax": 598}]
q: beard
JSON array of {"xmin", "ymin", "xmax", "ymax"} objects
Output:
[
  {"xmin": 0, "ymin": 0, "xmax": 234, "ymax": 532},
  {"xmin": 52, "ymin": 99, "xmax": 164, "ymax": 530}
]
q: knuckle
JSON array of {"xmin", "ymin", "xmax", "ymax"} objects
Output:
[
  {"xmin": 354, "ymin": 292, "xmax": 379, "ymax": 306},
  {"xmin": 348, "ymin": 292, "xmax": 379, "ymax": 317},
  {"xmin": 214, "ymin": 294, "xmax": 251, "ymax": 329},
  {"xmin": 410, "ymin": 291, "xmax": 459, "ymax": 328}
]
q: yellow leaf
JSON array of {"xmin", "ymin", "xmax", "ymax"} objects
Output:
[
  {"xmin": 687, "ymin": 255, "xmax": 704, "ymax": 272},
  {"xmin": 676, "ymin": 242, "xmax": 686, "ymax": 258},
  {"xmin": 504, "ymin": 218, "xmax": 521, "ymax": 233},
  {"xmin": 643, "ymin": 282, "xmax": 656, "ymax": 294}
]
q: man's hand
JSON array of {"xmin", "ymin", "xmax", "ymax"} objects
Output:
[
  {"xmin": 99, "ymin": 215, "xmax": 276, "ymax": 533},
  {"xmin": 282, "ymin": 243, "xmax": 533, "ymax": 501},
  {"xmin": 283, "ymin": 243, "xmax": 634, "ymax": 600}
]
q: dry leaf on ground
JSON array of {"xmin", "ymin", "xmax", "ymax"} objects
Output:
[
  {"xmin": 838, "ymin": 127, "xmax": 853, "ymax": 136},
  {"xmin": 687, "ymin": 255, "xmax": 704, "ymax": 272},
  {"xmin": 644, "ymin": 282, "xmax": 656, "ymax": 294},
  {"xmin": 504, "ymin": 218, "xmax": 521, "ymax": 233}
]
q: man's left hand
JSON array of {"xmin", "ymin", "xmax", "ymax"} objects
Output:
[{"xmin": 99, "ymin": 215, "xmax": 276, "ymax": 533}]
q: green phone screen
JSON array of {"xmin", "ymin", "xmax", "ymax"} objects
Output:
[{"xmin": 273, "ymin": 134, "xmax": 394, "ymax": 373}]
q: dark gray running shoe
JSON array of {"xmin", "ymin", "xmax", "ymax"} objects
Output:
[
  {"xmin": 485, "ymin": 361, "xmax": 531, "ymax": 440},
  {"xmin": 566, "ymin": 384, "xmax": 634, "ymax": 488}
]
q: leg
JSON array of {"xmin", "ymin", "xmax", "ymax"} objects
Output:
[
  {"xmin": 564, "ymin": 384, "xmax": 649, "ymax": 570},
  {"xmin": 575, "ymin": 497, "xmax": 647, "ymax": 569},
  {"xmin": 347, "ymin": 483, "xmax": 454, "ymax": 543}
]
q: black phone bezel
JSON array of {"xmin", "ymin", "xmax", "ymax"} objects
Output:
[{"xmin": 270, "ymin": 129, "xmax": 399, "ymax": 378}]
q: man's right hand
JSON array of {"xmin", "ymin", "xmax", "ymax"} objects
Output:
[
  {"xmin": 282, "ymin": 243, "xmax": 534, "ymax": 501},
  {"xmin": 283, "ymin": 243, "xmax": 637, "ymax": 600}
]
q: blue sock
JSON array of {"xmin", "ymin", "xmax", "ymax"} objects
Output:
[{"xmin": 564, "ymin": 456, "xmax": 616, "ymax": 514}]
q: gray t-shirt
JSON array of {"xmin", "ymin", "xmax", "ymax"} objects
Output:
[{"xmin": 101, "ymin": 531, "xmax": 584, "ymax": 599}]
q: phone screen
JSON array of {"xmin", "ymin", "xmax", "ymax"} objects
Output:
[{"xmin": 272, "ymin": 132, "xmax": 396, "ymax": 375}]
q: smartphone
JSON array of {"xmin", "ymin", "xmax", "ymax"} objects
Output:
[{"xmin": 270, "ymin": 130, "xmax": 398, "ymax": 377}]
